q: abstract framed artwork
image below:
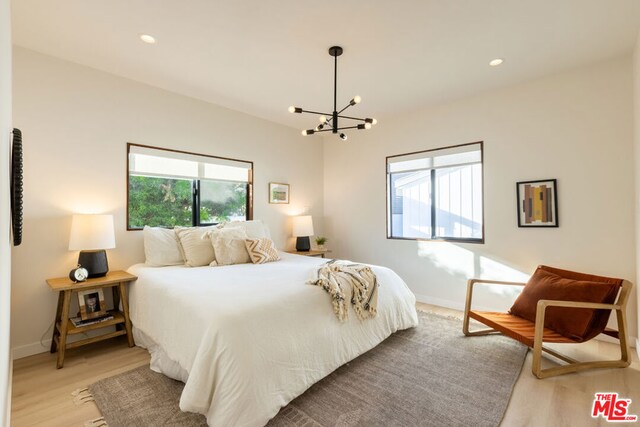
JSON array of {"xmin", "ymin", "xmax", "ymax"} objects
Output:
[
  {"xmin": 516, "ymin": 179, "xmax": 558, "ymax": 227},
  {"xmin": 269, "ymin": 182, "xmax": 290, "ymax": 204}
]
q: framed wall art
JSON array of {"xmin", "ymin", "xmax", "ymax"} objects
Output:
[
  {"xmin": 516, "ymin": 179, "xmax": 558, "ymax": 227},
  {"xmin": 269, "ymin": 182, "xmax": 290, "ymax": 204}
]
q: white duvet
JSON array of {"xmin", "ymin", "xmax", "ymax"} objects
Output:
[{"xmin": 128, "ymin": 252, "xmax": 418, "ymax": 427}]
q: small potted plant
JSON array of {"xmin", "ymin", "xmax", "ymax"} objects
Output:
[{"xmin": 315, "ymin": 236, "xmax": 328, "ymax": 250}]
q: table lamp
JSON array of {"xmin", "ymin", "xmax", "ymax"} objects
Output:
[
  {"xmin": 292, "ymin": 215, "xmax": 314, "ymax": 252},
  {"xmin": 69, "ymin": 214, "xmax": 116, "ymax": 278}
]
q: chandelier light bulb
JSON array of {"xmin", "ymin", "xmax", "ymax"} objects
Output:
[
  {"xmin": 354, "ymin": 95, "xmax": 361, "ymax": 104},
  {"xmin": 289, "ymin": 106, "xmax": 296, "ymax": 113},
  {"xmin": 302, "ymin": 129, "xmax": 315, "ymax": 136},
  {"xmin": 372, "ymin": 118, "xmax": 378, "ymax": 125},
  {"xmin": 319, "ymin": 116, "xmax": 327, "ymax": 123},
  {"xmin": 489, "ymin": 58, "xmax": 504, "ymax": 67},
  {"xmin": 339, "ymin": 133, "xmax": 348, "ymax": 141},
  {"xmin": 364, "ymin": 123, "xmax": 372, "ymax": 129}
]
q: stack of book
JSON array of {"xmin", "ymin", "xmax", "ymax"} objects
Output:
[{"xmin": 70, "ymin": 314, "xmax": 114, "ymax": 328}]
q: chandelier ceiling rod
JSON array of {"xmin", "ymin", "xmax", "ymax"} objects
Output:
[
  {"xmin": 288, "ymin": 45, "xmax": 377, "ymax": 141},
  {"xmin": 333, "ymin": 46, "xmax": 338, "ymax": 114}
]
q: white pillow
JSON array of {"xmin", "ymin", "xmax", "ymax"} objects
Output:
[
  {"xmin": 209, "ymin": 227, "xmax": 251, "ymax": 266},
  {"xmin": 223, "ymin": 220, "xmax": 271, "ymax": 239},
  {"xmin": 143, "ymin": 226, "xmax": 185, "ymax": 267},
  {"xmin": 175, "ymin": 226, "xmax": 217, "ymax": 267}
]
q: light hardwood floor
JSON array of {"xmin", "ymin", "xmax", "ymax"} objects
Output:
[{"xmin": 11, "ymin": 303, "xmax": 640, "ymax": 426}]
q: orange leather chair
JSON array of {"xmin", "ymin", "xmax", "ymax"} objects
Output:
[{"xmin": 463, "ymin": 265, "xmax": 632, "ymax": 378}]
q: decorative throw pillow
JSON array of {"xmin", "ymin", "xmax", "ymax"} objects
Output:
[
  {"xmin": 245, "ymin": 238, "xmax": 280, "ymax": 264},
  {"xmin": 509, "ymin": 265, "xmax": 622, "ymax": 342},
  {"xmin": 175, "ymin": 226, "xmax": 217, "ymax": 267},
  {"xmin": 209, "ymin": 227, "xmax": 251, "ymax": 266},
  {"xmin": 143, "ymin": 226, "xmax": 185, "ymax": 267}
]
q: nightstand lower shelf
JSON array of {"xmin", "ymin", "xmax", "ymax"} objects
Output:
[
  {"xmin": 55, "ymin": 330, "xmax": 128, "ymax": 350},
  {"xmin": 51, "ymin": 308, "xmax": 131, "ymax": 361},
  {"xmin": 63, "ymin": 310, "xmax": 125, "ymax": 335}
]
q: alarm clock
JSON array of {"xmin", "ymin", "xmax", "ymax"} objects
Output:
[{"xmin": 69, "ymin": 265, "xmax": 89, "ymax": 283}]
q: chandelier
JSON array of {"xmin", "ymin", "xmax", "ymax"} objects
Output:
[{"xmin": 288, "ymin": 46, "xmax": 377, "ymax": 141}]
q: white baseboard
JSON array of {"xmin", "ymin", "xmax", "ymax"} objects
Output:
[
  {"xmin": 12, "ymin": 339, "xmax": 50, "ymax": 360},
  {"xmin": 414, "ymin": 293, "xmax": 637, "ymax": 348},
  {"xmin": 414, "ymin": 293, "xmax": 496, "ymax": 313}
]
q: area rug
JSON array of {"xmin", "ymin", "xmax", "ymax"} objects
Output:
[{"xmin": 89, "ymin": 312, "xmax": 527, "ymax": 427}]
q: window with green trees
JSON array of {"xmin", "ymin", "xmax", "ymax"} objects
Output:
[{"xmin": 127, "ymin": 144, "xmax": 252, "ymax": 229}]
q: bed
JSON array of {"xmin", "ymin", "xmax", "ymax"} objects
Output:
[{"xmin": 128, "ymin": 252, "xmax": 418, "ymax": 427}]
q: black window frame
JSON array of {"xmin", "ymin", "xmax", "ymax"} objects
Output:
[
  {"xmin": 126, "ymin": 143, "xmax": 253, "ymax": 230},
  {"xmin": 386, "ymin": 141, "xmax": 484, "ymax": 244}
]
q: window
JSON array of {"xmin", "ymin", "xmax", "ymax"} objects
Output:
[
  {"xmin": 386, "ymin": 142, "xmax": 483, "ymax": 243},
  {"xmin": 127, "ymin": 143, "xmax": 253, "ymax": 230}
]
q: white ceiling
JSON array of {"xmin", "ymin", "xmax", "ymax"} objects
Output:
[{"xmin": 11, "ymin": 1, "xmax": 640, "ymax": 129}]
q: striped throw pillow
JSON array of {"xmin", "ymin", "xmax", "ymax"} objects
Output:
[{"xmin": 245, "ymin": 238, "xmax": 280, "ymax": 264}]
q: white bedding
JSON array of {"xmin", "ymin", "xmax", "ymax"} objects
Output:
[{"xmin": 128, "ymin": 252, "xmax": 418, "ymax": 427}]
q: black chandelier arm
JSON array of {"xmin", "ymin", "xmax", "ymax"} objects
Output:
[
  {"xmin": 337, "ymin": 114, "xmax": 367, "ymax": 122},
  {"xmin": 336, "ymin": 125, "xmax": 368, "ymax": 131},
  {"xmin": 306, "ymin": 124, "xmax": 366, "ymax": 134},
  {"xmin": 337, "ymin": 103, "xmax": 353, "ymax": 115},
  {"xmin": 300, "ymin": 108, "xmax": 333, "ymax": 116}
]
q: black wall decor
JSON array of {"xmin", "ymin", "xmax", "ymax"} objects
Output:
[{"xmin": 11, "ymin": 128, "xmax": 23, "ymax": 246}]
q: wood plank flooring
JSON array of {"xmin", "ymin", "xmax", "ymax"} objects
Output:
[
  {"xmin": 10, "ymin": 303, "xmax": 640, "ymax": 426},
  {"xmin": 11, "ymin": 338, "xmax": 149, "ymax": 427}
]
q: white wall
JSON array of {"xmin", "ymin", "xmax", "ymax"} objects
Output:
[
  {"xmin": 10, "ymin": 47, "xmax": 324, "ymax": 358},
  {"xmin": 0, "ymin": 0, "xmax": 11, "ymax": 423},
  {"xmin": 634, "ymin": 31, "xmax": 640, "ymax": 354},
  {"xmin": 324, "ymin": 57, "xmax": 638, "ymax": 340}
]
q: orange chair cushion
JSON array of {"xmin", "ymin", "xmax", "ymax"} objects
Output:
[
  {"xmin": 468, "ymin": 311, "xmax": 576, "ymax": 347},
  {"xmin": 509, "ymin": 265, "xmax": 622, "ymax": 342}
]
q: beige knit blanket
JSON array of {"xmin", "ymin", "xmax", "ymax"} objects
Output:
[{"xmin": 307, "ymin": 259, "xmax": 379, "ymax": 322}]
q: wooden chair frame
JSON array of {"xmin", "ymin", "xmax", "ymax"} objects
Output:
[{"xmin": 463, "ymin": 278, "xmax": 632, "ymax": 379}]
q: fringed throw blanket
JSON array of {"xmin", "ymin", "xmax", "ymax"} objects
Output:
[{"xmin": 307, "ymin": 259, "xmax": 379, "ymax": 322}]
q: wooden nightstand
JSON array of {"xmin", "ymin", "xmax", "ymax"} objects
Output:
[
  {"xmin": 285, "ymin": 249, "xmax": 332, "ymax": 258},
  {"xmin": 46, "ymin": 270, "xmax": 137, "ymax": 368}
]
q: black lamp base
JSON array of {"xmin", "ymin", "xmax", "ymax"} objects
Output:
[
  {"xmin": 296, "ymin": 236, "xmax": 311, "ymax": 252},
  {"xmin": 78, "ymin": 250, "xmax": 109, "ymax": 278}
]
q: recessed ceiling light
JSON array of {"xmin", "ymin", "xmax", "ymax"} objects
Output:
[
  {"xmin": 139, "ymin": 34, "xmax": 156, "ymax": 44},
  {"xmin": 489, "ymin": 58, "xmax": 504, "ymax": 67}
]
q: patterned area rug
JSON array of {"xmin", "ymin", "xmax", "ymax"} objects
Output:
[{"xmin": 89, "ymin": 312, "xmax": 527, "ymax": 426}]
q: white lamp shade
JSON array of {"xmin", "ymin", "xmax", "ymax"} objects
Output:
[
  {"xmin": 292, "ymin": 215, "xmax": 314, "ymax": 237},
  {"xmin": 69, "ymin": 214, "xmax": 116, "ymax": 251}
]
